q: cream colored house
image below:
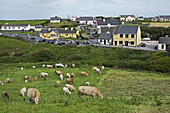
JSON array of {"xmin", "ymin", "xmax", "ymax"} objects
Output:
[{"xmin": 120, "ymin": 15, "xmax": 136, "ymax": 21}]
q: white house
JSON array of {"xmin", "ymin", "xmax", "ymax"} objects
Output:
[
  {"xmin": 120, "ymin": 15, "xmax": 136, "ymax": 21},
  {"xmin": 98, "ymin": 33, "xmax": 113, "ymax": 45},
  {"xmin": 158, "ymin": 36, "xmax": 170, "ymax": 51},
  {"xmin": 1, "ymin": 23, "xmax": 35, "ymax": 31},
  {"xmin": 70, "ymin": 16, "xmax": 77, "ymax": 21},
  {"xmin": 50, "ymin": 17, "xmax": 61, "ymax": 23},
  {"xmin": 78, "ymin": 17, "xmax": 94, "ymax": 25},
  {"xmin": 138, "ymin": 16, "xmax": 144, "ymax": 21}
]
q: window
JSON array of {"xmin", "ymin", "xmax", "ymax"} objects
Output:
[
  {"xmin": 72, "ymin": 34, "xmax": 73, "ymax": 36},
  {"xmin": 120, "ymin": 34, "xmax": 123, "ymax": 38},
  {"xmin": 131, "ymin": 41, "xmax": 134, "ymax": 45},
  {"xmin": 100, "ymin": 39, "xmax": 102, "ymax": 42},
  {"xmin": 162, "ymin": 45, "xmax": 164, "ymax": 49},
  {"xmin": 119, "ymin": 41, "xmax": 123, "ymax": 44},
  {"xmin": 18, "ymin": 27, "xmax": 20, "ymax": 29},
  {"xmin": 65, "ymin": 34, "xmax": 68, "ymax": 36},
  {"xmin": 13, "ymin": 27, "xmax": 15, "ymax": 29},
  {"xmin": 131, "ymin": 34, "xmax": 134, "ymax": 38},
  {"xmin": 50, "ymin": 34, "xmax": 56, "ymax": 37},
  {"xmin": 24, "ymin": 27, "xmax": 26, "ymax": 29},
  {"xmin": 108, "ymin": 40, "xmax": 110, "ymax": 43},
  {"xmin": 4, "ymin": 27, "xmax": 6, "ymax": 29},
  {"xmin": 126, "ymin": 34, "xmax": 129, "ymax": 38}
]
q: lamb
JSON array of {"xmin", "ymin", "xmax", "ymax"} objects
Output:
[
  {"xmin": 64, "ymin": 78, "xmax": 73, "ymax": 84},
  {"xmin": 32, "ymin": 66, "xmax": 36, "ymax": 69},
  {"xmin": 80, "ymin": 72, "xmax": 88, "ymax": 76},
  {"xmin": 60, "ymin": 74, "xmax": 63, "ymax": 80},
  {"xmin": 29, "ymin": 78, "xmax": 33, "ymax": 82},
  {"xmin": 55, "ymin": 63, "xmax": 65, "ymax": 68},
  {"xmin": 42, "ymin": 64, "xmax": 46, "ymax": 68},
  {"xmin": 24, "ymin": 75, "xmax": 28, "ymax": 80},
  {"xmin": 72, "ymin": 63, "xmax": 75, "ymax": 68},
  {"xmin": 54, "ymin": 70, "xmax": 63, "ymax": 75},
  {"xmin": 101, "ymin": 66, "xmax": 105, "ymax": 71},
  {"xmin": 2, "ymin": 91, "xmax": 9, "ymax": 99},
  {"xmin": 65, "ymin": 84, "xmax": 76, "ymax": 92},
  {"xmin": 21, "ymin": 67, "xmax": 23, "ymax": 71},
  {"xmin": 85, "ymin": 82, "xmax": 90, "ymax": 86},
  {"xmin": 20, "ymin": 87, "xmax": 26, "ymax": 96},
  {"xmin": 64, "ymin": 64, "xmax": 67, "ymax": 68},
  {"xmin": 0, "ymin": 81, "xmax": 3, "ymax": 86},
  {"xmin": 5, "ymin": 78, "xmax": 11, "ymax": 83},
  {"xmin": 47, "ymin": 65, "xmax": 53, "ymax": 69},
  {"xmin": 40, "ymin": 72, "xmax": 48, "ymax": 77},
  {"xmin": 66, "ymin": 73, "xmax": 71, "ymax": 78},
  {"xmin": 77, "ymin": 86, "xmax": 103, "ymax": 99},
  {"xmin": 25, "ymin": 80, "xmax": 28, "ymax": 83},
  {"xmin": 35, "ymin": 77, "xmax": 37, "ymax": 81},
  {"xmin": 71, "ymin": 73, "xmax": 75, "ymax": 78},
  {"xmin": 27, "ymin": 88, "xmax": 40, "ymax": 104},
  {"xmin": 56, "ymin": 81, "xmax": 60, "ymax": 87},
  {"xmin": 63, "ymin": 87, "xmax": 71, "ymax": 95},
  {"xmin": 96, "ymin": 68, "xmax": 101, "ymax": 74}
]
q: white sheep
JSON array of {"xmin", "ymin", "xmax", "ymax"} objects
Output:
[
  {"xmin": 66, "ymin": 73, "xmax": 71, "ymax": 78},
  {"xmin": 56, "ymin": 81, "xmax": 60, "ymax": 87},
  {"xmin": 21, "ymin": 67, "xmax": 23, "ymax": 71},
  {"xmin": 0, "ymin": 81, "xmax": 3, "ymax": 86},
  {"xmin": 96, "ymin": 68, "xmax": 101, "ymax": 74},
  {"xmin": 60, "ymin": 74, "xmax": 63, "ymax": 80},
  {"xmin": 64, "ymin": 64, "xmax": 68, "ymax": 68},
  {"xmin": 20, "ymin": 87, "xmax": 26, "ymax": 96},
  {"xmin": 25, "ymin": 80, "xmax": 28, "ymax": 83},
  {"xmin": 42, "ymin": 64, "xmax": 46, "ymax": 68},
  {"xmin": 32, "ymin": 66, "xmax": 36, "ymax": 69},
  {"xmin": 63, "ymin": 87, "xmax": 71, "ymax": 95},
  {"xmin": 101, "ymin": 66, "xmax": 105, "ymax": 71},
  {"xmin": 5, "ymin": 78, "xmax": 11, "ymax": 83},
  {"xmin": 85, "ymin": 82, "xmax": 90, "ymax": 86},
  {"xmin": 40, "ymin": 72, "xmax": 48, "ymax": 77}
]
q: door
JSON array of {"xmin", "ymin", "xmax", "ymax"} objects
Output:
[
  {"xmin": 104, "ymin": 40, "xmax": 106, "ymax": 45},
  {"xmin": 115, "ymin": 41, "xmax": 117, "ymax": 46},
  {"xmin": 125, "ymin": 41, "xmax": 128, "ymax": 46}
]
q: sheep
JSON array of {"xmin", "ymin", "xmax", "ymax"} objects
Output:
[
  {"xmin": 72, "ymin": 63, "xmax": 75, "ymax": 68},
  {"xmin": 101, "ymin": 66, "xmax": 105, "ymax": 71},
  {"xmin": 35, "ymin": 77, "xmax": 37, "ymax": 81},
  {"xmin": 54, "ymin": 70, "xmax": 63, "ymax": 75},
  {"xmin": 2, "ymin": 91, "xmax": 9, "ymax": 99},
  {"xmin": 24, "ymin": 75, "xmax": 28, "ymax": 80},
  {"xmin": 25, "ymin": 80, "xmax": 28, "ymax": 83},
  {"xmin": 20, "ymin": 87, "xmax": 26, "ymax": 96},
  {"xmin": 56, "ymin": 81, "xmax": 60, "ymax": 87},
  {"xmin": 42, "ymin": 64, "xmax": 46, "ymax": 68},
  {"xmin": 85, "ymin": 82, "xmax": 90, "ymax": 86},
  {"xmin": 27, "ymin": 88, "xmax": 40, "ymax": 104},
  {"xmin": 32, "ymin": 66, "xmax": 36, "ymax": 69},
  {"xmin": 64, "ymin": 64, "xmax": 67, "ymax": 68},
  {"xmin": 0, "ymin": 81, "xmax": 3, "ymax": 86},
  {"xmin": 55, "ymin": 63, "xmax": 65, "ymax": 68},
  {"xmin": 60, "ymin": 74, "xmax": 63, "ymax": 80},
  {"xmin": 80, "ymin": 72, "xmax": 88, "ymax": 76},
  {"xmin": 66, "ymin": 73, "xmax": 71, "ymax": 78},
  {"xmin": 64, "ymin": 78, "xmax": 73, "ymax": 84},
  {"xmin": 21, "ymin": 67, "xmax": 23, "ymax": 71},
  {"xmin": 47, "ymin": 65, "xmax": 53, "ymax": 69},
  {"xmin": 29, "ymin": 78, "xmax": 33, "ymax": 82},
  {"xmin": 91, "ymin": 67, "xmax": 98, "ymax": 71},
  {"xmin": 63, "ymin": 87, "xmax": 71, "ymax": 95},
  {"xmin": 71, "ymin": 73, "xmax": 75, "ymax": 78},
  {"xmin": 96, "ymin": 68, "xmax": 101, "ymax": 74},
  {"xmin": 77, "ymin": 86, "xmax": 103, "ymax": 99},
  {"xmin": 5, "ymin": 78, "xmax": 11, "ymax": 83},
  {"xmin": 65, "ymin": 84, "xmax": 76, "ymax": 92},
  {"xmin": 40, "ymin": 72, "xmax": 48, "ymax": 77}
]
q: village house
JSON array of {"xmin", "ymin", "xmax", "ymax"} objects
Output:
[
  {"xmin": 50, "ymin": 17, "xmax": 61, "ymax": 23},
  {"xmin": 70, "ymin": 16, "xmax": 77, "ymax": 21},
  {"xmin": 1, "ymin": 23, "xmax": 35, "ymax": 31},
  {"xmin": 120, "ymin": 15, "xmax": 136, "ymax": 21},
  {"xmin": 138, "ymin": 16, "xmax": 144, "ymax": 21},
  {"xmin": 98, "ymin": 33, "xmax": 113, "ymax": 45},
  {"xmin": 113, "ymin": 25, "xmax": 141, "ymax": 47},
  {"xmin": 158, "ymin": 36, "xmax": 170, "ymax": 51},
  {"xmin": 153, "ymin": 15, "xmax": 170, "ymax": 22},
  {"xmin": 97, "ymin": 19, "xmax": 120, "ymax": 34},
  {"xmin": 77, "ymin": 17, "xmax": 94, "ymax": 25}
]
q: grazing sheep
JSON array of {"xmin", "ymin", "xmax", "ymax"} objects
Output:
[
  {"xmin": 65, "ymin": 84, "xmax": 76, "ymax": 92},
  {"xmin": 85, "ymin": 82, "xmax": 90, "ymax": 86},
  {"xmin": 63, "ymin": 87, "xmax": 71, "ymax": 95},
  {"xmin": 47, "ymin": 65, "xmax": 53, "ymax": 69},
  {"xmin": 5, "ymin": 78, "xmax": 11, "ymax": 83},
  {"xmin": 27, "ymin": 88, "xmax": 40, "ymax": 104},
  {"xmin": 64, "ymin": 64, "xmax": 67, "ymax": 68},
  {"xmin": 60, "ymin": 74, "xmax": 63, "ymax": 80},
  {"xmin": 54, "ymin": 70, "xmax": 63, "ymax": 75},
  {"xmin": 0, "ymin": 81, "xmax": 3, "ymax": 86},
  {"xmin": 80, "ymin": 72, "xmax": 88, "ymax": 76},
  {"xmin": 91, "ymin": 67, "xmax": 98, "ymax": 71},
  {"xmin": 29, "ymin": 78, "xmax": 33, "ymax": 82},
  {"xmin": 2, "ymin": 91, "xmax": 9, "ymax": 99},
  {"xmin": 20, "ymin": 87, "xmax": 26, "ymax": 96},
  {"xmin": 55, "ymin": 63, "xmax": 65, "ymax": 68},
  {"xmin": 96, "ymin": 68, "xmax": 101, "ymax": 74},
  {"xmin": 66, "ymin": 73, "xmax": 71, "ymax": 78},
  {"xmin": 21, "ymin": 67, "xmax": 23, "ymax": 71},
  {"xmin": 101, "ymin": 66, "xmax": 105, "ymax": 71},
  {"xmin": 56, "ymin": 81, "xmax": 60, "ymax": 87},
  {"xmin": 40, "ymin": 72, "xmax": 48, "ymax": 77},
  {"xmin": 35, "ymin": 77, "xmax": 37, "ymax": 81},
  {"xmin": 71, "ymin": 73, "xmax": 75, "ymax": 78},
  {"xmin": 32, "ymin": 66, "xmax": 36, "ymax": 69},
  {"xmin": 25, "ymin": 80, "xmax": 28, "ymax": 83},
  {"xmin": 77, "ymin": 86, "xmax": 103, "ymax": 99},
  {"xmin": 72, "ymin": 64, "xmax": 75, "ymax": 68},
  {"xmin": 42, "ymin": 64, "xmax": 46, "ymax": 68},
  {"xmin": 64, "ymin": 78, "xmax": 73, "ymax": 84},
  {"xmin": 24, "ymin": 75, "xmax": 28, "ymax": 80}
]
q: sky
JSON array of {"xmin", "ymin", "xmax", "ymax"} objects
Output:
[{"xmin": 0, "ymin": 0, "xmax": 169, "ymax": 20}]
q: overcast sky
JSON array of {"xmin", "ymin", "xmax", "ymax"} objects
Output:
[{"xmin": 0, "ymin": 0, "xmax": 169, "ymax": 20}]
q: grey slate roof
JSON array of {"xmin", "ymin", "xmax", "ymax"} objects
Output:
[
  {"xmin": 50, "ymin": 17, "xmax": 60, "ymax": 21},
  {"xmin": 2, "ymin": 24, "xmax": 29, "ymax": 27},
  {"xmin": 114, "ymin": 25, "xmax": 138, "ymax": 34},
  {"xmin": 159, "ymin": 37, "xmax": 170, "ymax": 45},
  {"xmin": 97, "ymin": 19, "xmax": 120, "ymax": 25},
  {"xmin": 101, "ymin": 27, "xmax": 115, "ymax": 33},
  {"xmin": 40, "ymin": 29, "xmax": 50, "ymax": 33},
  {"xmin": 40, "ymin": 28, "xmax": 77, "ymax": 34},
  {"xmin": 98, "ymin": 33, "xmax": 112, "ymax": 39},
  {"xmin": 159, "ymin": 15, "xmax": 170, "ymax": 19},
  {"xmin": 120, "ymin": 15, "xmax": 136, "ymax": 18},
  {"xmin": 78, "ymin": 17, "xmax": 93, "ymax": 21}
]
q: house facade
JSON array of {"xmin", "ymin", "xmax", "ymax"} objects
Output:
[
  {"xmin": 153, "ymin": 15, "xmax": 170, "ymax": 22},
  {"xmin": 78, "ymin": 17, "xmax": 94, "ymax": 25},
  {"xmin": 138, "ymin": 16, "xmax": 144, "ymax": 20},
  {"xmin": 98, "ymin": 33, "xmax": 112, "ymax": 45},
  {"xmin": 120, "ymin": 15, "xmax": 136, "ymax": 21},
  {"xmin": 113, "ymin": 25, "xmax": 141, "ymax": 47},
  {"xmin": 50, "ymin": 17, "xmax": 61, "ymax": 23},
  {"xmin": 1, "ymin": 23, "xmax": 35, "ymax": 31},
  {"xmin": 158, "ymin": 36, "xmax": 170, "ymax": 51}
]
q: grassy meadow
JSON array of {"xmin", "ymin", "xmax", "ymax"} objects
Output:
[{"xmin": 0, "ymin": 64, "xmax": 169, "ymax": 113}]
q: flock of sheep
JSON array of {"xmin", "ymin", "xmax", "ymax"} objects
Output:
[{"xmin": 0, "ymin": 63, "xmax": 104, "ymax": 105}]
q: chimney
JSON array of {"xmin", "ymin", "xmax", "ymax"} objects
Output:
[{"xmin": 103, "ymin": 19, "xmax": 105, "ymax": 22}]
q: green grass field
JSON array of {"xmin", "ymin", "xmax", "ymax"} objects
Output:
[{"xmin": 0, "ymin": 64, "xmax": 169, "ymax": 113}]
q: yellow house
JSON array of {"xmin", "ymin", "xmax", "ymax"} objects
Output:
[
  {"xmin": 113, "ymin": 25, "xmax": 141, "ymax": 46},
  {"xmin": 58, "ymin": 28, "xmax": 79, "ymax": 38},
  {"xmin": 40, "ymin": 29, "xmax": 60, "ymax": 40}
]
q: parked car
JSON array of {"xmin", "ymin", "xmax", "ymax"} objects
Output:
[
  {"xmin": 54, "ymin": 41, "xmax": 65, "ymax": 45},
  {"xmin": 139, "ymin": 43, "xmax": 146, "ymax": 47},
  {"xmin": 83, "ymin": 41, "xmax": 91, "ymax": 45},
  {"xmin": 40, "ymin": 39, "xmax": 46, "ymax": 42}
]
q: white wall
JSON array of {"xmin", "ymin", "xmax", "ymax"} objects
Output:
[
  {"xmin": 50, "ymin": 20, "xmax": 60, "ymax": 23},
  {"xmin": 158, "ymin": 44, "xmax": 166, "ymax": 50},
  {"xmin": 98, "ymin": 39, "xmax": 112, "ymax": 45},
  {"xmin": 1, "ymin": 25, "xmax": 35, "ymax": 31}
]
